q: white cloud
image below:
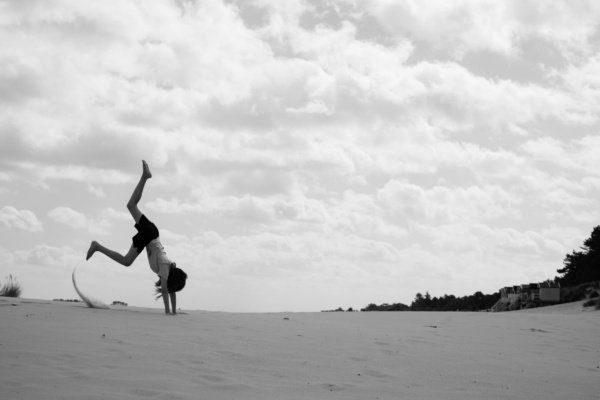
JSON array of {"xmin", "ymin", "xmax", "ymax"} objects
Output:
[
  {"xmin": 377, "ymin": 180, "xmax": 518, "ymax": 224},
  {"xmin": 87, "ymin": 184, "xmax": 106, "ymax": 198},
  {"xmin": 14, "ymin": 244, "xmax": 79, "ymax": 269},
  {"xmin": 522, "ymin": 135, "xmax": 600, "ymax": 175},
  {"xmin": 362, "ymin": 0, "xmax": 600, "ymax": 58},
  {"xmin": 0, "ymin": 206, "xmax": 43, "ymax": 232},
  {"xmin": 48, "ymin": 207, "xmax": 87, "ymax": 230},
  {"xmin": 368, "ymin": 0, "xmax": 516, "ymax": 57},
  {"xmin": 544, "ymin": 54, "xmax": 600, "ymax": 124},
  {"xmin": 37, "ymin": 165, "xmax": 132, "ymax": 186},
  {"xmin": 1, "ymin": 0, "xmax": 598, "ymax": 310},
  {"xmin": 48, "ymin": 206, "xmax": 119, "ymax": 235},
  {"xmin": 98, "ymin": 207, "xmax": 131, "ymax": 221}
]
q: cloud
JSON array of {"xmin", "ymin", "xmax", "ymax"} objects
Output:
[
  {"xmin": 377, "ymin": 180, "xmax": 519, "ymax": 224},
  {"xmin": 367, "ymin": 0, "xmax": 516, "ymax": 57},
  {"xmin": 98, "ymin": 207, "xmax": 131, "ymax": 221},
  {"xmin": 1, "ymin": 0, "xmax": 599, "ymax": 310},
  {"xmin": 222, "ymin": 169, "xmax": 295, "ymax": 197},
  {"xmin": 48, "ymin": 207, "xmax": 87, "ymax": 230},
  {"xmin": 521, "ymin": 136, "xmax": 600, "ymax": 181},
  {"xmin": 0, "ymin": 206, "xmax": 43, "ymax": 232},
  {"xmin": 87, "ymin": 184, "xmax": 106, "ymax": 198},
  {"xmin": 361, "ymin": 0, "xmax": 600, "ymax": 59},
  {"xmin": 13, "ymin": 244, "xmax": 79, "ymax": 270},
  {"xmin": 0, "ymin": 0, "xmax": 587, "ymax": 192},
  {"xmin": 556, "ymin": 54, "xmax": 600, "ymax": 123},
  {"xmin": 48, "ymin": 206, "xmax": 122, "ymax": 235},
  {"xmin": 167, "ymin": 228, "xmax": 405, "ymax": 284},
  {"xmin": 416, "ymin": 222, "xmax": 563, "ymax": 259}
]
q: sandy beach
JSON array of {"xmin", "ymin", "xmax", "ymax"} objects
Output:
[{"xmin": 1, "ymin": 297, "xmax": 598, "ymax": 400}]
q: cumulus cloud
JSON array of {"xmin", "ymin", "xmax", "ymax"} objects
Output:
[
  {"xmin": 87, "ymin": 184, "xmax": 106, "ymax": 198},
  {"xmin": 359, "ymin": 0, "xmax": 600, "ymax": 58},
  {"xmin": 377, "ymin": 180, "xmax": 519, "ymax": 224},
  {"xmin": 13, "ymin": 244, "xmax": 79, "ymax": 270},
  {"xmin": 47, "ymin": 206, "xmax": 118, "ymax": 235},
  {"xmin": 1, "ymin": 0, "xmax": 599, "ymax": 310},
  {"xmin": 48, "ymin": 207, "xmax": 87, "ymax": 230},
  {"xmin": 0, "ymin": 206, "xmax": 43, "ymax": 232}
]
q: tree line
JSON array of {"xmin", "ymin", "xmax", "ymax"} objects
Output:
[
  {"xmin": 361, "ymin": 225, "xmax": 600, "ymax": 312},
  {"xmin": 362, "ymin": 291, "xmax": 499, "ymax": 312}
]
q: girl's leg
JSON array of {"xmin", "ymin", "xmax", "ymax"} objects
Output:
[
  {"xmin": 86, "ymin": 161, "xmax": 150, "ymax": 264},
  {"xmin": 127, "ymin": 160, "xmax": 152, "ymax": 224},
  {"xmin": 86, "ymin": 242, "xmax": 140, "ymax": 266}
]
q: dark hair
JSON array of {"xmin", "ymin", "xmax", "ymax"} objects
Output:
[{"xmin": 155, "ymin": 266, "xmax": 187, "ymax": 299}]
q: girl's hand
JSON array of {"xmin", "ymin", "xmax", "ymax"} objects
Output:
[{"xmin": 161, "ymin": 277, "xmax": 170, "ymax": 314}]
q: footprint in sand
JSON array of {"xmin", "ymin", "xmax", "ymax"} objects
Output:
[{"xmin": 320, "ymin": 383, "xmax": 348, "ymax": 392}]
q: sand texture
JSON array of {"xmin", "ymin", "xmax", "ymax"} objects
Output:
[{"xmin": 1, "ymin": 297, "xmax": 598, "ymax": 400}]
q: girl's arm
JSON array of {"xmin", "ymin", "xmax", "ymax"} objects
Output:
[
  {"xmin": 169, "ymin": 292, "xmax": 177, "ymax": 314},
  {"xmin": 160, "ymin": 277, "xmax": 170, "ymax": 314}
]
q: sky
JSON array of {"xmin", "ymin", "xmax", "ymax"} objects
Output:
[{"xmin": 1, "ymin": 0, "xmax": 600, "ymax": 312}]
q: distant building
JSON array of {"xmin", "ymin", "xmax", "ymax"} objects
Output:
[
  {"xmin": 538, "ymin": 281, "xmax": 561, "ymax": 303},
  {"xmin": 494, "ymin": 280, "xmax": 560, "ymax": 311}
]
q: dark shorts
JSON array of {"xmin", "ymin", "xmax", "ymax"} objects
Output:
[{"xmin": 132, "ymin": 214, "xmax": 159, "ymax": 253}]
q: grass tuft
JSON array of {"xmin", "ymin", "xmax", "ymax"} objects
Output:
[{"xmin": 0, "ymin": 274, "xmax": 22, "ymax": 298}]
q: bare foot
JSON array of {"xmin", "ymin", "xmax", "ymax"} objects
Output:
[
  {"xmin": 142, "ymin": 160, "xmax": 152, "ymax": 179},
  {"xmin": 86, "ymin": 241, "xmax": 98, "ymax": 260}
]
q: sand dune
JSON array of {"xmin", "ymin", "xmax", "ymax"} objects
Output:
[{"xmin": 1, "ymin": 297, "xmax": 598, "ymax": 400}]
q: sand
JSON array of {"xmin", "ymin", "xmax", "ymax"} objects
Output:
[
  {"xmin": 1, "ymin": 298, "xmax": 598, "ymax": 400},
  {"xmin": 71, "ymin": 265, "xmax": 110, "ymax": 310}
]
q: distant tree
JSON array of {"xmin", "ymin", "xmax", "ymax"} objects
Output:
[
  {"xmin": 362, "ymin": 303, "xmax": 379, "ymax": 311},
  {"xmin": 408, "ymin": 290, "xmax": 499, "ymax": 311},
  {"xmin": 411, "ymin": 292, "xmax": 425, "ymax": 311},
  {"xmin": 472, "ymin": 291, "xmax": 485, "ymax": 310},
  {"xmin": 557, "ymin": 226, "xmax": 600, "ymax": 286},
  {"xmin": 360, "ymin": 302, "xmax": 409, "ymax": 312},
  {"xmin": 362, "ymin": 290, "xmax": 499, "ymax": 312},
  {"xmin": 321, "ymin": 307, "xmax": 346, "ymax": 312},
  {"xmin": 411, "ymin": 291, "xmax": 434, "ymax": 311},
  {"xmin": 441, "ymin": 294, "xmax": 457, "ymax": 311},
  {"xmin": 385, "ymin": 302, "xmax": 410, "ymax": 311}
]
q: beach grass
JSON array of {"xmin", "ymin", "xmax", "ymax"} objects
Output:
[{"xmin": 0, "ymin": 274, "xmax": 22, "ymax": 298}]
